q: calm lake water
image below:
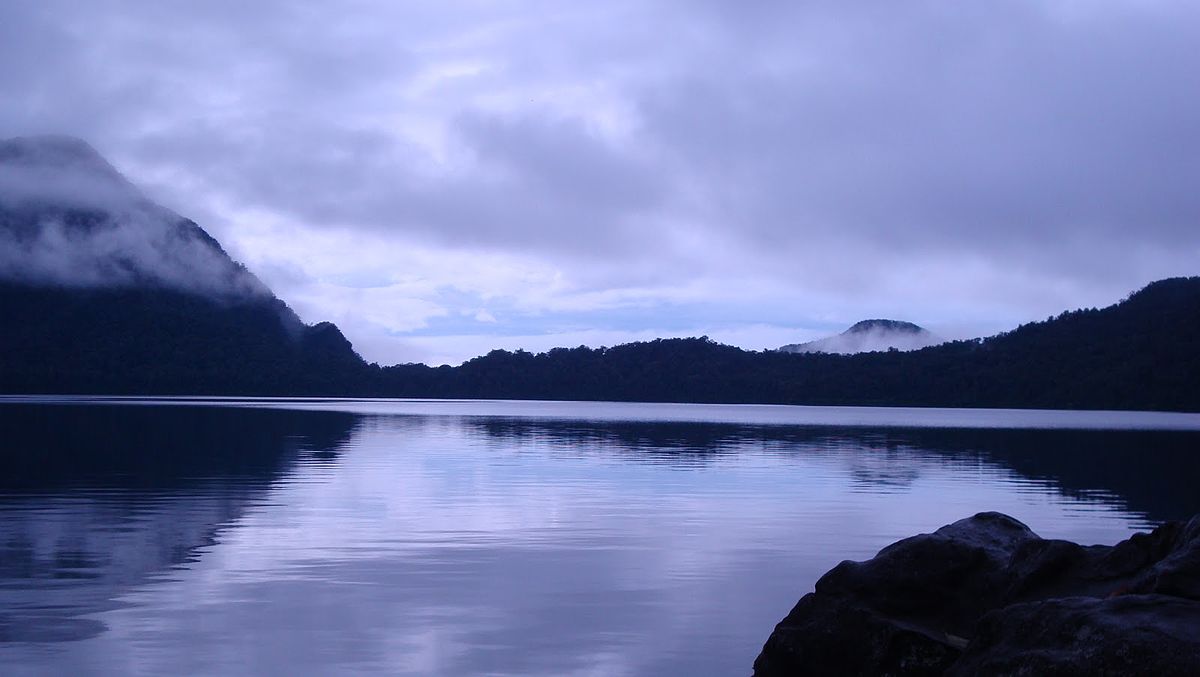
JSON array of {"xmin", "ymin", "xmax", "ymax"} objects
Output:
[{"xmin": 2, "ymin": 397, "xmax": 1199, "ymax": 676}]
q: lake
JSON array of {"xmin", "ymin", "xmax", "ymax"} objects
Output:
[{"xmin": 2, "ymin": 397, "xmax": 1199, "ymax": 675}]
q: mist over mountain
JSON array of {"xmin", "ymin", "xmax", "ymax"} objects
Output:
[
  {"xmin": 0, "ymin": 135, "xmax": 268, "ymax": 298},
  {"xmin": 0, "ymin": 136, "xmax": 366, "ymax": 395},
  {"xmin": 778, "ymin": 319, "xmax": 941, "ymax": 354}
]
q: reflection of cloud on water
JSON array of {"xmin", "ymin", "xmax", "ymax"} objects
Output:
[
  {"xmin": 0, "ymin": 490, "xmax": 248, "ymax": 643},
  {"xmin": 0, "ymin": 405, "xmax": 360, "ymax": 644}
]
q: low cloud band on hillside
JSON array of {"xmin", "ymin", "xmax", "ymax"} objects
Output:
[{"xmin": 0, "ymin": 136, "xmax": 268, "ymax": 298}]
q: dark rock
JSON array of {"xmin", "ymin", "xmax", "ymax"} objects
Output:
[
  {"xmin": 950, "ymin": 595, "xmax": 1200, "ymax": 676},
  {"xmin": 1127, "ymin": 516, "xmax": 1200, "ymax": 601},
  {"xmin": 752, "ymin": 593, "xmax": 961, "ymax": 676},
  {"xmin": 754, "ymin": 513, "xmax": 1200, "ymax": 676},
  {"xmin": 816, "ymin": 512, "xmax": 1037, "ymax": 636}
]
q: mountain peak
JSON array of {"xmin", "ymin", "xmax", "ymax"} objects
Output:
[
  {"xmin": 0, "ymin": 134, "xmax": 139, "ymax": 208},
  {"xmin": 845, "ymin": 319, "xmax": 926, "ymax": 335},
  {"xmin": 0, "ymin": 134, "xmax": 267, "ymax": 298},
  {"xmin": 779, "ymin": 319, "xmax": 940, "ymax": 354},
  {"xmin": 0, "ymin": 135, "xmax": 127, "ymax": 181},
  {"xmin": 1, "ymin": 134, "xmax": 104, "ymax": 161}
]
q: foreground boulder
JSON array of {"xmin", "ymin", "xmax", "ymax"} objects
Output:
[{"xmin": 753, "ymin": 512, "xmax": 1200, "ymax": 676}]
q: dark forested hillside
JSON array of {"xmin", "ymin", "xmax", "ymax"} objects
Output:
[
  {"xmin": 371, "ymin": 277, "xmax": 1200, "ymax": 411},
  {"xmin": 2, "ymin": 276, "xmax": 1198, "ymax": 409},
  {"xmin": 0, "ymin": 135, "xmax": 368, "ymax": 395},
  {"xmin": 0, "ymin": 282, "xmax": 367, "ymax": 395}
]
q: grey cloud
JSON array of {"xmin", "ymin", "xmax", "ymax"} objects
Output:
[
  {"xmin": 0, "ymin": 209, "xmax": 269, "ymax": 298},
  {"xmin": 128, "ymin": 111, "xmax": 674, "ymax": 257},
  {"xmin": 0, "ymin": 136, "xmax": 139, "ymax": 211},
  {"xmin": 638, "ymin": 3, "xmax": 1200, "ymax": 253},
  {"xmin": 454, "ymin": 112, "xmax": 663, "ymax": 219},
  {"xmin": 2, "ymin": 1, "xmax": 683, "ymax": 258},
  {"xmin": 1, "ymin": 0, "xmax": 1197, "ymax": 349}
]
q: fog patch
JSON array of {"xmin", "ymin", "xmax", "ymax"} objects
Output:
[
  {"xmin": 779, "ymin": 320, "xmax": 943, "ymax": 355},
  {"xmin": 0, "ymin": 135, "xmax": 269, "ymax": 298},
  {"xmin": 0, "ymin": 208, "xmax": 268, "ymax": 297},
  {"xmin": 0, "ymin": 135, "xmax": 140, "ymax": 210}
]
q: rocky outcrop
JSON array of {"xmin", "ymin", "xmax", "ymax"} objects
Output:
[{"xmin": 753, "ymin": 512, "xmax": 1200, "ymax": 676}]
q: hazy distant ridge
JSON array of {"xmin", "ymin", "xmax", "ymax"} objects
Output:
[{"xmin": 778, "ymin": 319, "xmax": 941, "ymax": 354}]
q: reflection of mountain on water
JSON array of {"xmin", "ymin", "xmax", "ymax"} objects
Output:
[
  {"xmin": 2, "ymin": 405, "xmax": 360, "ymax": 491},
  {"xmin": 460, "ymin": 417, "xmax": 1200, "ymax": 523},
  {"xmin": 0, "ymin": 405, "xmax": 361, "ymax": 643}
]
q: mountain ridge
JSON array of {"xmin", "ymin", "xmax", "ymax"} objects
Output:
[{"xmin": 845, "ymin": 319, "xmax": 925, "ymax": 334}]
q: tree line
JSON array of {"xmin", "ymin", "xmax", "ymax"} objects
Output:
[{"xmin": 3, "ymin": 277, "xmax": 1198, "ymax": 412}]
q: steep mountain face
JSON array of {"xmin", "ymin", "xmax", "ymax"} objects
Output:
[
  {"xmin": 0, "ymin": 135, "xmax": 366, "ymax": 395},
  {"xmin": 779, "ymin": 318, "xmax": 941, "ymax": 354},
  {"xmin": 0, "ymin": 135, "xmax": 268, "ymax": 297}
]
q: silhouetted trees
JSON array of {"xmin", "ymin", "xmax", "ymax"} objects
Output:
[
  {"xmin": 3, "ymin": 277, "xmax": 1199, "ymax": 411},
  {"xmin": 0, "ymin": 282, "xmax": 369, "ymax": 395},
  {"xmin": 367, "ymin": 277, "xmax": 1200, "ymax": 411}
]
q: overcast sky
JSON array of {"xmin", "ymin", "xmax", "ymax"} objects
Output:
[{"xmin": 3, "ymin": 0, "xmax": 1198, "ymax": 365}]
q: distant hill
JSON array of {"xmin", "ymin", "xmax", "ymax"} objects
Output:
[
  {"xmin": 0, "ymin": 135, "xmax": 367, "ymax": 395},
  {"xmin": 779, "ymin": 319, "xmax": 941, "ymax": 354}
]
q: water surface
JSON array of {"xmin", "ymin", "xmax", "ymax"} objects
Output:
[{"xmin": 2, "ymin": 398, "xmax": 1199, "ymax": 675}]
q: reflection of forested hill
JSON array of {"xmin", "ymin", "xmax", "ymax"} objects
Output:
[
  {"xmin": 0, "ymin": 405, "xmax": 360, "ymax": 642},
  {"xmin": 1, "ymin": 405, "xmax": 360, "ymax": 490},
  {"xmin": 919, "ymin": 427, "xmax": 1200, "ymax": 523},
  {"xmin": 459, "ymin": 417, "xmax": 1200, "ymax": 523}
]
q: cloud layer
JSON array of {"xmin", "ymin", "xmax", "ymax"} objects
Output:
[
  {"xmin": 2, "ymin": 1, "xmax": 1197, "ymax": 364},
  {"xmin": 0, "ymin": 136, "xmax": 268, "ymax": 297}
]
